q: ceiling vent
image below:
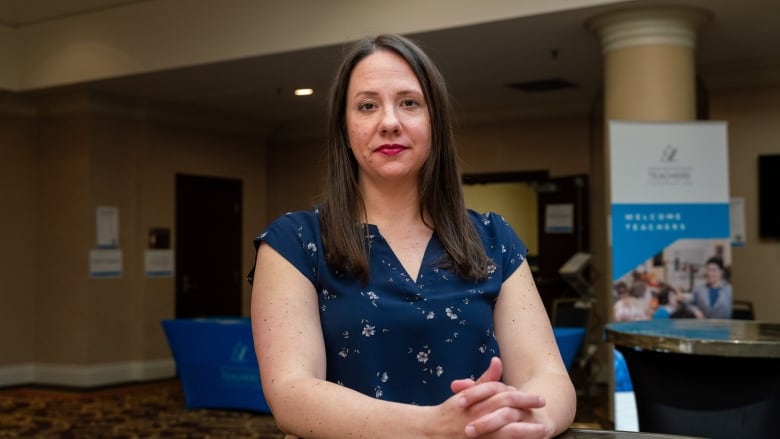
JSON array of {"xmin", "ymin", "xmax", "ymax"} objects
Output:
[{"xmin": 507, "ymin": 78, "xmax": 578, "ymax": 93}]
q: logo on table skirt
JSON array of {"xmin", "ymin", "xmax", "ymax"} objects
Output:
[
  {"xmin": 220, "ymin": 366, "xmax": 261, "ymax": 388},
  {"xmin": 231, "ymin": 342, "xmax": 249, "ymax": 363}
]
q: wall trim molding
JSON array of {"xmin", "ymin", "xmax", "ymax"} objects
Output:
[
  {"xmin": 0, "ymin": 363, "xmax": 35, "ymax": 387},
  {"xmin": 0, "ymin": 359, "xmax": 175, "ymax": 388},
  {"xmin": 587, "ymin": 6, "xmax": 711, "ymax": 52}
]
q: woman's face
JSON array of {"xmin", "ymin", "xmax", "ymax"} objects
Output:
[
  {"xmin": 345, "ymin": 50, "xmax": 431, "ymax": 186},
  {"xmin": 704, "ymin": 262, "xmax": 723, "ymax": 285}
]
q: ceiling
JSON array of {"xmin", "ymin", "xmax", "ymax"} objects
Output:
[
  {"xmin": 2, "ymin": 0, "xmax": 780, "ymax": 141},
  {"xmin": 0, "ymin": 0, "xmax": 142, "ymax": 26}
]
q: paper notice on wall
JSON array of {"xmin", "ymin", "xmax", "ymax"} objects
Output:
[
  {"xmin": 89, "ymin": 248, "xmax": 122, "ymax": 278},
  {"xmin": 544, "ymin": 203, "xmax": 574, "ymax": 233},
  {"xmin": 730, "ymin": 197, "xmax": 746, "ymax": 247},
  {"xmin": 145, "ymin": 249, "xmax": 175, "ymax": 277},
  {"xmin": 96, "ymin": 206, "xmax": 119, "ymax": 248}
]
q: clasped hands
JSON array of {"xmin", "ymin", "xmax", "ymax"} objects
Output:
[{"xmin": 442, "ymin": 357, "xmax": 551, "ymax": 439}]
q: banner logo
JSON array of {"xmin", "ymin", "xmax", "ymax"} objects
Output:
[
  {"xmin": 648, "ymin": 144, "xmax": 692, "ymax": 185},
  {"xmin": 660, "ymin": 145, "xmax": 678, "ymax": 163}
]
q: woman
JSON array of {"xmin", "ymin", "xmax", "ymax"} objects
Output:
[
  {"xmin": 689, "ymin": 256, "xmax": 733, "ymax": 319},
  {"xmin": 250, "ymin": 34, "xmax": 575, "ymax": 438}
]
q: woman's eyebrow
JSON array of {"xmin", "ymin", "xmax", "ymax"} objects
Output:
[{"xmin": 352, "ymin": 88, "xmax": 423, "ymax": 96}]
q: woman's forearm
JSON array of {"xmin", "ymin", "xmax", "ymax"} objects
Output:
[
  {"xmin": 267, "ymin": 375, "xmax": 465, "ymax": 439},
  {"xmin": 516, "ymin": 371, "xmax": 577, "ymax": 437}
]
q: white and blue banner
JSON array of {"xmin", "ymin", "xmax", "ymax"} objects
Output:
[{"xmin": 610, "ymin": 121, "xmax": 730, "ymax": 281}]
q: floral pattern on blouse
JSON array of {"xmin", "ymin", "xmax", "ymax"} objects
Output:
[{"xmin": 252, "ymin": 209, "xmax": 527, "ymax": 406}]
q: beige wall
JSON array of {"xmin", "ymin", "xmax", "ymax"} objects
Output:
[
  {"xmin": 265, "ymin": 138, "xmax": 327, "ymax": 223},
  {"xmin": 710, "ymin": 84, "xmax": 780, "ymax": 321},
  {"xmin": 0, "ymin": 100, "xmax": 37, "ymax": 365},
  {"xmin": 0, "ymin": 94, "xmax": 266, "ymax": 385},
  {"xmin": 457, "ymin": 114, "xmax": 592, "ymax": 177},
  {"xmin": 35, "ymin": 108, "xmax": 92, "ymax": 364}
]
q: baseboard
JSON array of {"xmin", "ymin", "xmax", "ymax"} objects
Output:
[
  {"xmin": 0, "ymin": 359, "xmax": 176, "ymax": 388},
  {"xmin": 0, "ymin": 363, "xmax": 35, "ymax": 387}
]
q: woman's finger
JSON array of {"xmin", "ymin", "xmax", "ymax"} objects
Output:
[
  {"xmin": 460, "ymin": 383, "xmax": 545, "ymax": 412},
  {"xmin": 475, "ymin": 357, "xmax": 503, "ymax": 384},
  {"xmin": 465, "ymin": 406, "xmax": 550, "ymax": 439},
  {"xmin": 451, "ymin": 356, "xmax": 503, "ymax": 394}
]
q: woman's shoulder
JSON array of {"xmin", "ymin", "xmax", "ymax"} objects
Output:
[
  {"xmin": 252, "ymin": 208, "xmax": 322, "ymax": 285},
  {"xmin": 465, "ymin": 209, "xmax": 528, "ymax": 273},
  {"xmin": 272, "ymin": 208, "xmax": 320, "ymax": 224},
  {"xmin": 466, "ymin": 209, "xmax": 513, "ymax": 235},
  {"xmin": 466, "ymin": 209, "xmax": 526, "ymax": 249},
  {"xmin": 257, "ymin": 208, "xmax": 321, "ymax": 242},
  {"xmin": 272, "ymin": 209, "xmax": 320, "ymax": 225}
]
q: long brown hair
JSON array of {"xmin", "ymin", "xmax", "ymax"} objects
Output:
[{"xmin": 319, "ymin": 34, "xmax": 490, "ymax": 282}]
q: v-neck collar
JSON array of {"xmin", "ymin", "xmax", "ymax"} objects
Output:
[{"xmin": 365, "ymin": 224, "xmax": 436, "ymax": 284}]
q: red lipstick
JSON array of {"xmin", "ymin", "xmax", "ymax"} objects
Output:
[{"xmin": 375, "ymin": 144, "xmax": 407, "ymax": 156}]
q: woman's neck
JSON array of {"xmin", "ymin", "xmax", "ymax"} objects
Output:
[{"xmin": 360, "ymin": 178, "xmax": 427, "ymax": 229}]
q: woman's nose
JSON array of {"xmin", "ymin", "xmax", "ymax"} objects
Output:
[{"xmin": 379, "ymin": 108, "xmax": 400, "ymax": 134}]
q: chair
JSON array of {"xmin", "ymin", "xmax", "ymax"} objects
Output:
[
  {"xmin": 552, "ymin": 297, "xmax": 592, "ymax": 328},
  {"xmin": 551, "ymin": 297, "xmax": 594, "ymax": 367},
  {"xmin": 731, "ymin": 300, "xmax": 754, "ymax": 320}
]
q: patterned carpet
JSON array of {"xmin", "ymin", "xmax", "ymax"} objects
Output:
[
  {"xmin": 0, "ymin": 379, "xmax": 284, "ymax": 438},
  {"xmin": 0, "ymin": 377, "xmax": 608, "ymax": 438}
]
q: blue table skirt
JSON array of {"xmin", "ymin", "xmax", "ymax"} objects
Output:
[{"xmin": 162, "ymin": 318, "xmax": 271, "ymax": 413}]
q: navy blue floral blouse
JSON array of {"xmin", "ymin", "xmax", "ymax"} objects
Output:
[{"xmin": 253, "ymin": 209, "xmax": 527, "ymax": 406}]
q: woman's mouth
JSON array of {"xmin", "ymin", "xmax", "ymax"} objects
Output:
[{"xmin": 375, "ymin": 144, "xmax": 407, "ymax": 156}]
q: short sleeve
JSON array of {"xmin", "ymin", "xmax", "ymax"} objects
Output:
[
  {"xmin": 469, "ymin": 210, "xmax": 528, "ymax": 282},
  {"xmin": 246, "ymin": 211, "xmax": 322, "ymax": 286}
]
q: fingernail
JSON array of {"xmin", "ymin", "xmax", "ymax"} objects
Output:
[
  {"xmin": 465, "ymin": 425, "xmax": 476, "ymax": 437},
  {"xmin": 459, "ymin": 396, "xmax": 467, "ymax": 407}
]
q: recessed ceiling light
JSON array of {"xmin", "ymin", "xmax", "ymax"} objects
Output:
[{"xmin": 294, "ymin": 88, "xmax": 314, "ymax": 96}]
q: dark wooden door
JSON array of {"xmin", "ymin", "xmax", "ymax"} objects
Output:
[
  {"xmin": 535, "ymin": 175, "xmax": 590, "ymax": 309},
  {"xmin": 175, "ymin": 174, "xmax": 242, "ymax": 318}
]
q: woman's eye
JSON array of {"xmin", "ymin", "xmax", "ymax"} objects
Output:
[
  {"xmin": 358, "ymin": 102, "xmax": 376, "ymax": 111},
  {"xmin": 401, "ymin": 99, "xmax": 418, "ymax": 108}
]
